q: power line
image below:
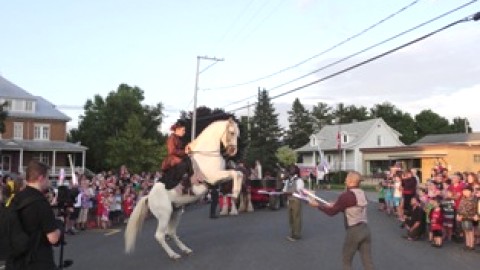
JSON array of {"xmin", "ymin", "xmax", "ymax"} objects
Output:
[
  {"xmin": 226, "ymin": 10, "xmax": 479, "ymax": 115},
  {"xmin": 199, "ymin": 0, "xmax": 285, "ymax": 75},
  {"xmin": 205, "ymin": 0, "xmax": 421, "ymax": 92},
  {"xmin": 222, "ymin": 0, "xmax": 478, "ymax": 108}
]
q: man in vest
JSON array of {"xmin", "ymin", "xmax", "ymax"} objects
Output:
[
  {"xmin": 283, "ymin": 165, "xmax": 304, "ymax": 241},
  {"xmin": 308, "ymin": 171, "xmax": 374, "ymax": 270}
]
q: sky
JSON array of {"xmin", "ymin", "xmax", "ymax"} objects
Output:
[{"xmin": 0, "ymin": 0, "xmax": 479, "ymax": 134}]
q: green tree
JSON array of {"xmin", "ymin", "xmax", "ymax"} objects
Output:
[
  {"xmin": 415, "ymin": 109, "xmax": 451, "ymax": 139},
  {"xmin": 0, "ymin": 101, "xmax": 7, "ymax": 134},
  {"xmin": 105, "ymin": 115, "xmax": 163, "ymax": 172},
  {"xmin": 69, "ymin": 84, "xmax": 164, "ymax": 172},
  {"xmin": 275, "ymin": 146, "xmax": 297, "ymax": 167},
  {"xmin": 370, "ymin": 102, "xmax": 417, "ymax": 144},
  {"xmin": 311, "ymin": 102, "xmax": 333, "ymax": 132},
  {"xmin": 247, "ymin": 88, "xmax": 283, "ymax": 172},
  {"xmin": 450, "ymin": 117, "xmax": 471, "ymax": 133},
  {"xmin": 285, "ymin": 98, "xmax": 313, "ymax": 149},
  {"xmin": 343, "ymin": 105, "xmax": 370, "ymax": 123}
]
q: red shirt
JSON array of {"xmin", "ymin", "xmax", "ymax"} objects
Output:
[
  {"xmin": 448, "ymin": 183, "xmax": 464, "ymax": 209},
  {"xmin": 429, "ymin": 208, "xmax": 443, "ymax": 231}
]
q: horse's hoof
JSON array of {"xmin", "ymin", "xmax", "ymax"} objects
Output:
[
  {"xmin": 170, "ymin": 253, "xmax": 181, "ymax": 260},
  {"xmin": 183, "ymin": 249, "xmax": 193, "ymax": 255}
]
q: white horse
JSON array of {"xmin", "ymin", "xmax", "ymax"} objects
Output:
[{"xmin": 125, "ymin": 118, "xmax": 243, "ymax": 259}]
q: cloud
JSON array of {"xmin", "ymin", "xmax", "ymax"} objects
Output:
[{"xmin": 272, "ymin": 23, "xmax": 480, "ymax": 130}]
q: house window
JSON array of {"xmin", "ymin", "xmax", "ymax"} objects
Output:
[
  {"xmin": 12, "ymin": 100, "xmax": 23, "ymax": 111},
  {"xmin": 13, "ymin": 122, "xmax": 24, "ymax": 139},
  {"xmin": 377, "ymin": 135, "xmax": 382, "ymax": 146},
  {"xmin": 33, "ymin": 152, "xmax": 50, "ymax": 165},
  {"xmin": 25, "ymin": 100, "xmax": 34, "ymax": 112},
  {"xmin": 474, "ymin": 154, "xmax": 480, "ymax": 163},
  {"xmin": 34, "ymin": 124, "xmax": 50, "ymax": 140},
  {"xmin": 342, "ymin": 134, "xmax": 349, "ymax": 144}
]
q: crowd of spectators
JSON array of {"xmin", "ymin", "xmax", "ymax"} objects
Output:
[
  {"xmin": 378, "ymin": 165, "xmax": 480, "ymax": 251},
  {"xmin": 1, "ymin": 165, "xmax": 160, "ymax": 235}
]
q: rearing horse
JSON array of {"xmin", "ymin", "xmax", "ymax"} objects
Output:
[{"xmin": 125, "ymin": 118, "xmax": 242, "ymax": 259}]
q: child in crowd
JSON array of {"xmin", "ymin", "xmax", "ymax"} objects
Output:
[
  {"xmin": 441, "ymin": 190, "xmax": 455, "ymax": 241},
  {"xmin": 429, "ymin": 197, "xmax": 443, "ymax": 247},
  {"xmin": 393, "ymin": 174, "xmax": 403, "ymax": 220},
  {"xmin": 123, "ymin": 186, "xmax": 135, "ymax": 224},
  {"xmin": 456, "ymin": 186, "xmax": 478, "ymax": 250},
  {"xmin": 423, "ymin": 196, "xmax": 435, "ymax": 242},
  {"xmin": 378, "ymin": 182, "xmax": 385, "ymax": 211},
  {"xmin": 96, "ymin": 188, "xmax": 105, "ymax": 228},
  {"xmin": 383, "ymin": 177, "xmax": 394, "ymax": 215}
]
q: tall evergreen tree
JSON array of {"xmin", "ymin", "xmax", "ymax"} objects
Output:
[
  {"xmin": 247, "ymin": 88, "xmax": 283, "ymax": 172},
  {"xmin": 285, "ymin": 98, "xmax": 313, "ymax": 149},
  {"xmin": 311, "ymin": 102, "xmax": 333, "ymax": 132}
]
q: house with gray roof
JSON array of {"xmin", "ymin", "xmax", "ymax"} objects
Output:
[
  {"xmin": 295, "ymin": 118, "xmax": 404, "ymax": 175},
  {"xmin": 0, "ymin": 75, "xmax": 87, "ymax": 178}
]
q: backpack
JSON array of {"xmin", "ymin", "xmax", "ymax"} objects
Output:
[{"xmin": 0, "ymin": 196, "xmax": 43, "ymax": 262}]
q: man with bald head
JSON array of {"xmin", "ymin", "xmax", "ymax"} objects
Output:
[{"xmin": 309, "ymin": 171, "xmax": 374, "ymax": 270}]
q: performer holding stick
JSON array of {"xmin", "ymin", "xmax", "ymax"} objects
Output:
[
  {"xmin": 307, "ymin": 171, "xmax": 374, "ymax": 270},
  {"xmin": 283, "ymin": 165, "xmax": 304, "ymax": 242}
]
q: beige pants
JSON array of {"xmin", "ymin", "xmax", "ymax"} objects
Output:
[
  {"xmin": 77, "ymin": 208, "xmax": 89, "ymax": 223},
  {"xmin": 288, "ymin": 197, "xmax": 302, "ymax": 239}
]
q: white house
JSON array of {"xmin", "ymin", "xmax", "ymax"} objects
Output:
[{"xmin": 295, "ymin": 118, "xmax": 404, "ymax": 175}]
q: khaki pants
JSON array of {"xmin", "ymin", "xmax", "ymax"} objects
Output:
[
  {"xmin": 343, "ymin": 223, "xmax": 374, "ymax": 270},
  {"xmin": 288, "ymin": 197, "xmax": 302, "ymax": 239}
]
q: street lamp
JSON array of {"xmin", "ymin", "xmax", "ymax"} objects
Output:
[{"xmin": 191, "ymin": 56, "xmax": 224, "ymax": 140}]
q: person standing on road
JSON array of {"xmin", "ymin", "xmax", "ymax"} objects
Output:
[
  {"xmin": 308, "ymin": 171, "xmax": 374, "ymax": 270},
  {"xmin": 283, "ymin": 165, "xmax": 304, "ymax": 241},
  {"xmin": 6, "ymin": 160, "xmax": 61, "ymax": 270}
]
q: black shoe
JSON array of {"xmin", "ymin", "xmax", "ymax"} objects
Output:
[{"xmin": 209, "ymin": 215, "xmax": 218, "ymax": 219}]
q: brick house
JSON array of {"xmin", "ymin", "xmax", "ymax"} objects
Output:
[{"xmin": 0, "ymin": 75, "xmax": 87, "ymax": 178}]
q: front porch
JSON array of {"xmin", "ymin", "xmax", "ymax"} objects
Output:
[{"xmin": 0, "ymin": 139, "xmax": 88, "ymax": 179}]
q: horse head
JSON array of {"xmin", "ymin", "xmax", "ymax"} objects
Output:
[{"xmin": 222, "ymin": 118, "xmax": 239, "ymax": 157}]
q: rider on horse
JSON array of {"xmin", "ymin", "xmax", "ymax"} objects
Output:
[{"xmin": 160, "ymin": 119, "xmax": 194, "ymax": 194}]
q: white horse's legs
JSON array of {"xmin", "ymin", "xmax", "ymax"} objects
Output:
[
  {"xmin": 238, "ymin": 193, "xmax": 246, "ymax": 212},
  {"xmin": 155, "ymin": 216, "xmax": 181, "ymax": 260},
  {"xmin": 231, "ymin": 171, "xmax": 243, "ymax": 199},
  {"xmin": 247, "ymin": 192, "xmax": 254, "ymax": 212},
  {"xmin": 219, "ymin": 195, "xmax": 229, "ymax": 216},
  {"xmin": 167, "ymin": 208, "xmax": 192, "ymax": 255},
  {"xmin": 229, "ymin": 198, "xmax": 238, "ymax": 215}
]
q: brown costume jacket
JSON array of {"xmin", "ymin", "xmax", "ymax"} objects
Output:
[{"xmin": 161, "ymin": 134, "xmax": 187, "ymax": 171}]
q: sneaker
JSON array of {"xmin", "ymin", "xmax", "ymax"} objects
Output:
[{"xmin": 286, "ymin": 236, "xmax": 297, "ymax": 242}]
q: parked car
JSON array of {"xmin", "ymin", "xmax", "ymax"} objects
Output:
[{"xmin": 250, "ymin": 178, "xmax": 286, "ymax": 210}]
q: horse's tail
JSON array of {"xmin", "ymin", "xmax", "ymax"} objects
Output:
[{"xmin": 125, "ymin": 195, "xmax": 149, "ymax": 254}]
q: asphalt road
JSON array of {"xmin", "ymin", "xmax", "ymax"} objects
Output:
[{"xmin": 3, "ymin": 190, "xmax": 478, "ymax": 270}]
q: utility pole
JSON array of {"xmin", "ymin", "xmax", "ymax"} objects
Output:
[{"xmin": 192, "ymin": 55, "xmax": 224, "ymax": 140}]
